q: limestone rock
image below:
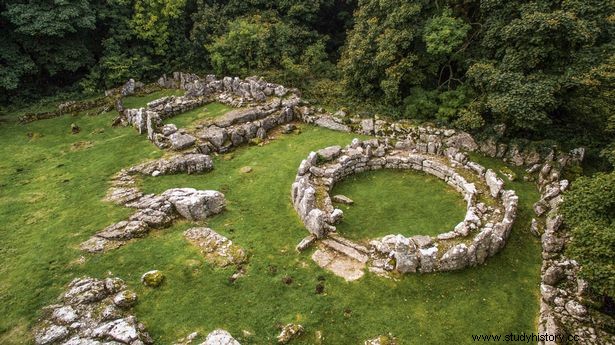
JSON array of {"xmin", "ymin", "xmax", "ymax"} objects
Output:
[
  {"xmin": 141, "ymin": 270, "xmax": 165, "ymax": 287},
  {"xmin": 34, "ymin": 324, "xmax": 69, "ymax": 345},
  {"xmin": 169, "ymin": 132, "xmax": 196, "ymax": 150},
  {"xmin": 332, "ymin": 194, "xmax": 353, "ymax": 205},
  {"xmin": 113, "ymin": 290, "xmax": 137, "ymax": 308},
  {"xmin": 565, "ymin": 300, "xmax": 588, "ymax": 319},
  {"xmin": 316, "ymin": 146, "xmax": 342, "ymax": 161},
  {"xmin": 199, "ymin": 126, "xmax": 228, "ymax": 148},
  {"xmin": 201, "ymin": 329, "xmax": 241, "ymax": 345},
  {"xmin": 163, "ymin": 188, "xmax": 226, "ymax": 220},
  {"xmin": 439, "ymin": 244, "xmax": 469, "ymax": 271},
  {"xmin": 33, "ymin": 277, "xmax": 152, "ymax": 345},
  {"xmin": 216, "ymin": 108, "xmax": 265, "ymax": 127},
  {"xmin": 485, "ymin": 169, "xmax": 504, "ymax": 198},
  {"xmin": 277, "ymin": 324, "xmax": 304, "ymax": 344},
  {"xmin": 184, "ymin": 227, "xmax": 247, "ymax": 267},
  {"xmin": 162, "ymin": 124, "xmax": 178, "ymax": 136},
  {"xmin": 543, "ymin": 266, "xmax": 564, "ymax": 286}
]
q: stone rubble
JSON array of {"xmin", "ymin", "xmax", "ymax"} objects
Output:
[
  {"xmin": 33, "ymin": 277, "xmax": 152, "ymax": 345},
  {"xmin": 81, "ymin": 154, "xmax": 224, "ymax": 253}
]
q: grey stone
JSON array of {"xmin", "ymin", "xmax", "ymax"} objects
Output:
[
  {"xmin": 216, "ymin": 108, "xmax": 266, "ymax": 127},
  {"xmin": 201, "ymin": 329, "xmax": 241, "ymax": 345},
  {"xmin": 199, "ymin": 126, "xmax": 228, "ymax": 148},
  {"xmin": 163, "ymin": 188, "xmax": 226, "ymax": 221},
  {"xmin": 543, "ymin": 266, "xmax": 564, "ymax": 286},
  {"xmin": 141, "ymin": 270, "xmax": 164, "ymax": 287},
  {"xmin": 316, "ymin": 146, "xmax": 342, "ymax": 161},
  {"xmin": 485, "ymin": 169, "xmax": 504, "ymax": 198},
  {"xmin": 565, "ymin": 300, "xmax": 588, "ymax": 319},
  {"xmin": 113, "ymin": 290, "xmax": 137, "ymax": 308},
  {"xmin": 332, "ymin": 194, "xmax": 354, "ymax": 205},
  {"xmin": 162, "ymin": 124, "xmax": 178, "ymax": 136},
  {"xmin": 439, "ymin": 244, "xmax": 469, "ymax": 271},
  {"xmin": 34, "ymin": 325, "xmax": 69, "ymax": 345},
  {"xmin": 169, "ymin": 132, "xmax": 196, "ymax": 150}
]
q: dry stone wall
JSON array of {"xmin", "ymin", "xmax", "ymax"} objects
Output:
[
  {"xmin": 291, "ymin": 138, "xmax": 518, "ymax": 275},
  {"xmin": 532, "ymin": 160, "xmax": 615, "ymax": 345}
]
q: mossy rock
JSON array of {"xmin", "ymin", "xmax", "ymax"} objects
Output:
[{"xmin": 141, "ymin": 270, "xmax": 165, "ymax": 287}]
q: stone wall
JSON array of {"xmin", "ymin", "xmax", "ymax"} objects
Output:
[
  {"xmin": 533, "ymin": 160, "xmax": 615, "ymax": 345},
  {"xmin": 291, "ymin": 137, "xmax": 518, "ymax": 275}
]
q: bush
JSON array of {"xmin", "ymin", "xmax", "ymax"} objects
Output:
[{"xmin": 561, "ymin": 172, "xmax": 615, "ymax": 298}]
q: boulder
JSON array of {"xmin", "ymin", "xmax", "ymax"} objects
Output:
[
  {"xmin": 485, "ymin": 169, "xmax": 504, "ymax": 198},
  {"xmin": 199, "ymin": 126, "xmax": 228, "ymax": 148},
  {"xmin": 169, "ymin": 132, "xmax": 196, "ymax": 150},
  {"xmin": 113, "ymin": 290, "xmax": 137, "ymax": 308},
  {"xmin": 215, "ymin": 108, "xmax": 266, "ymax": 127},
  {"xmin": 162, "ymin": 124, "xmax": 178, "ymax": 136},
  {"xmin": 316, "ymin": 146, "xmax": 342, "ymax": 161},
  {"xmin": 543, "ymin": 266, "xmax": 564, "ymax": 286},
  {"xmin": 201, "ymin": 329, "xmax": 241, "ymax": 345},
  {"xmin": 439, "ymin": 244, "xmax": 469, "ymax": 271},
  {"xmin": 141, "ymin": 270, "xmax": 165, "ymax": 287},
  {"xmin": 565, "ymin": 300, "xmax": 588, "ymax": 319},
  {"xmin": 163, "ymin": 188, "xmax": 226, "ymax": 221}
]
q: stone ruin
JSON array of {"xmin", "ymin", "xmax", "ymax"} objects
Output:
[
  {"xmin": 33, "ymin": 276, "xmax": 246, "ymax": 345},
  {"xmin": 116, "ymin": 74, "xmax": 300, "ymax": 154},
  {"xmin": 291, "ymin": 138, "xmax": 518, "ymax": 280},
  {"xmin": 46, "ymin": 71, "xmax": 608, "ymax": 344},
  {"xmin": 33, "ymin": 277, "xmax": 152, "ymax": 345},
  {"xmin": 80, "ymin": 154, "xmax": 227, "ymax": 253}
]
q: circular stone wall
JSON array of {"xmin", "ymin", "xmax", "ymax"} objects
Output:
[{"xmin": 291, "ymin": 138, "xmax": 518, "ymax": 274}]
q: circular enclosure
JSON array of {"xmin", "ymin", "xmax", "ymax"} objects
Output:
[{"xmin": 291, "ymin": 138, "xmax": 518, "ymax": 274}]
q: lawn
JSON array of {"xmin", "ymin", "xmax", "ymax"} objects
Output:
[
  {"xmin": 332, "ymin": 169, "xmax": 467, "ymax": 241},
  {"xmin": 162, "ymin": 102, "xmax": 232, "ymax": 128},
  {"xmin": 123, "ymin": 89, "xmax": 185, "ymax": 109},
  {"xmin": 0, "ymin": 94, "xmax": 542, "ymax": 344}
]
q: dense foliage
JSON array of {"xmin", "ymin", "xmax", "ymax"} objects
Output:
[
  {"xmin": 1, "ymin": 0, "xmax": 614, "ymax": 152},
  {"xmin": 561, "ymin": 172, "xmax": 615, "ymax": 298}
]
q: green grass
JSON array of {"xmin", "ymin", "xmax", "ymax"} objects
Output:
[
  {"xmin": 163, "ymin": 102, "xmax": 232, "ymax": 128},
  {"xmin": 0, "ymin": 93, "xmax": 542, "ymax": 344},
  {"xmin": 122, "ymin": 89, "xmax": 185, "ymax": 109},
  {"xmin": 332, "ymin": 169, "xmax": 467, "ymax": 241}
]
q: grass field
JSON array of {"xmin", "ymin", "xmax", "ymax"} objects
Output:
[
  {"xmin": 162, "ymin": 102, "xmax": 232, "ymax": 129},
  {"xmin": 332, "ymin": 169, "xmax": 467, "ymax": 241},
  {"xmin": 0, "ymin": 94, "xmax": 542, "ymax": 344}
]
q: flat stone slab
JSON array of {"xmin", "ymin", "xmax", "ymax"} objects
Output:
[
  {"xmin": 312, "ymin": 247, "xmax": 365, "ymax": 281},
  {"xmin": 184, "ymin": 227, "xmax": 246, "ymax": 267}
]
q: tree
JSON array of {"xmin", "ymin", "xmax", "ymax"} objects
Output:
[
  {"xmin": 561, "ymin": 172, "xmax": 615, "ymax": 298},
  {"xmin": 1, "ymin": 0, "xmax": 97, "ymax": 95}
]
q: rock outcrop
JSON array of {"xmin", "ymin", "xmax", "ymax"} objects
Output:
[
  {"xmin": 184, "ymin": 227, "xmax": 247, "ymax": 267},
  {"xmin": 33, "ymin": 277, "xmax": 152, "ymax": 345}
]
